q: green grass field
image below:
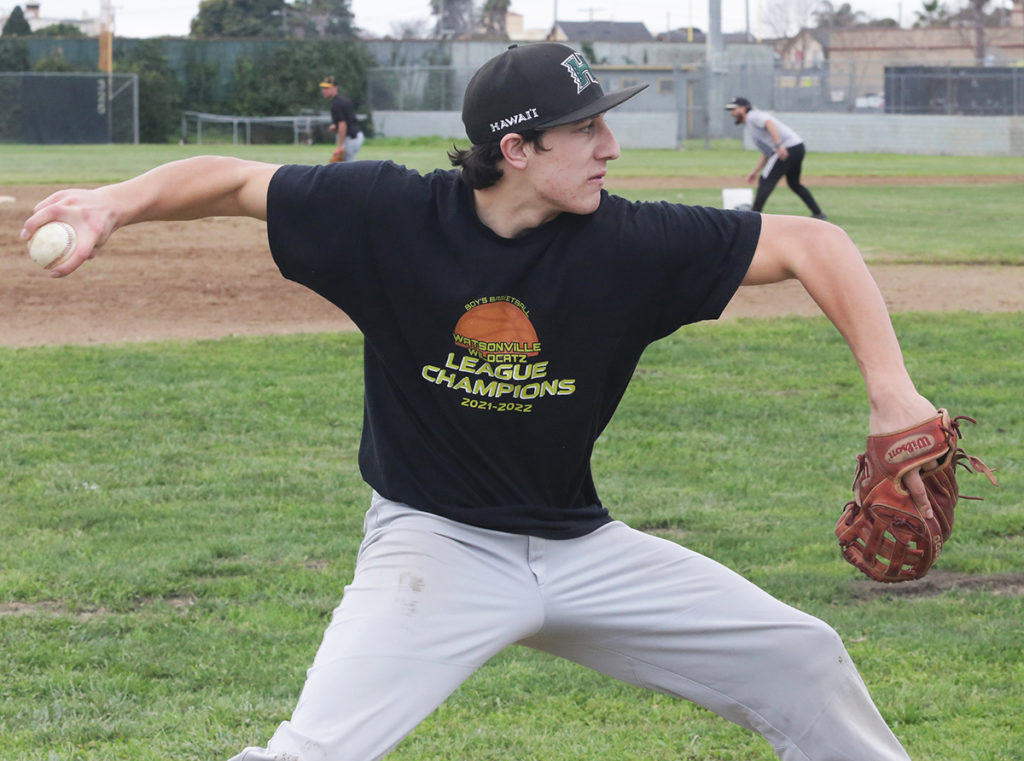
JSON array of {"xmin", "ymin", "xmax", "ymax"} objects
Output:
[
  {"xmin": 3, "ymin": 138, "xmax": 1024, "ymax": 184},
  {"xmin": 1, "ymin": 141, "xmax": 1022, "ymax": 760},
  {"xmin": 4, "ymin": 139, "xmax": 1021, "ymax": 264}
]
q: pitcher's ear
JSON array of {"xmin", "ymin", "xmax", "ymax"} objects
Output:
[{"xmin": 499, "ymin": 132, "xmax": 529, "ymax": 169}]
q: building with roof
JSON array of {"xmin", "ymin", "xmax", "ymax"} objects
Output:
[
  {"xmin": 548, "ymin": 20, "xmax": 653, "ymax": 43},
  {"xmin": 1, "ymin": 2, "xmax": 101, "ymax": 35}
]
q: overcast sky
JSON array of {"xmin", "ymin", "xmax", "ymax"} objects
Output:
[{"xmin": 7, "ymin": 0, "xmax": 964, "ymax": 40}]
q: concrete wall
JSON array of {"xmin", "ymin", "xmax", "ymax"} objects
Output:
[
  {"xmin": 373, "ymin": 111, "xmax": 465, "ymax": 141},
  {"xmin": 373, "ymin": 109, "xmax": 1024, "ymax": 155},
  {"xmin": 373, "ymin": 111, "xmax": 680, "ymax": 149},
  {"xmin": 773, "ymin": 112, "xmax": 1024, "ymax": 156}
]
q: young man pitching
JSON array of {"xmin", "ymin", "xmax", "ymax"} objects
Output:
[{"xmin": 23, "ymin": 43, "xmax": 935, "ymax": 761}]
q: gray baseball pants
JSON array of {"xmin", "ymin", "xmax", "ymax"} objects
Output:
[{"xmin": 230, "ymin": 493, "xmax": 911, "ymax": 761}]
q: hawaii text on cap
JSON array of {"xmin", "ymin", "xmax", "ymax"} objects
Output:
[{"xmin": 462, "ymin": 43, "xmax": 648, "ymax": 145}]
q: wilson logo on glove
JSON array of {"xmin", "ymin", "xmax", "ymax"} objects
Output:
[
  {"xmin": 836, "ymin": 409, "xmax": 997, "ymax": 583},
  {"xmin": 884, "ymin": 434, "xmax": 935, "ymax": 464}
]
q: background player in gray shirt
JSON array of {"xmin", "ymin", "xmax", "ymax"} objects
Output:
[{"xmin": 727, "ymin": 96, "xmax": 827, "ymax": 219}]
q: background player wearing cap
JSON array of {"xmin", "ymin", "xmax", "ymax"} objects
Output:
[
  {"xmin": 727, "ymin": 96, "xmax": 827, "ymax": 219},
  {"xmin": 319, "ymin": 74, "xmax": 364, "ymax": 162},
  {"xmin": 23, "ymin": 43, "xmax": 935, "ymax": 761}
]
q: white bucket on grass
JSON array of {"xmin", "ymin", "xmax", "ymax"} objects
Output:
[{"xmin": 722, "ymin": 187, "xmax": 753, "ymax": 211}]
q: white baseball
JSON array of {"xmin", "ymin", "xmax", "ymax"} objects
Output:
[{"xmin": 28, "ymin": 221, "xmax": 77, "ymax": 269}]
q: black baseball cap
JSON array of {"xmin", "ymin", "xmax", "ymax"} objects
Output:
[
  {"xmin": 724, "ymin": 96, "xmax": 752, "ymax": 110},
  {"xmin": 462, "ymin": 43, "xmax": 648, "ymax": 145}
]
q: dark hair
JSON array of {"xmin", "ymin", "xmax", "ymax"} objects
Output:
[{"xmin": 448, "ymin": 130, "xmax": 549, "ymax": 190}]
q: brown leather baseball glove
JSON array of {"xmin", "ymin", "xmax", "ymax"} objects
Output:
[
  {"xmin": 329, "ymin": 147, "xmax": 345, "ymax": 163},
  {"xmin": 836, "ymin": 409, "xmax": 997, "ymax": 583}
]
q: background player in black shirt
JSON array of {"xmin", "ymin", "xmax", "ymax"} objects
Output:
[{"xmin": 319, "ymin": 74, "xmax": 364, "ymax": 163}]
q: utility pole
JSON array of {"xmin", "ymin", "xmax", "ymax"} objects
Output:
[
  {"xmin": 99, "ymin": 0, "xmax": 113, "ymax": 142},
  {"xmin": 98, "ymin": 0, "xmax": 113, "ymax": 73},
  {"xmin": 705, "ymin": 0, "xmax": 724, "ymax": 142}
]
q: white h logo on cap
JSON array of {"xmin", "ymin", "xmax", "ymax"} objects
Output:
[{"xmin": 561, "ymin": 53, "xmax": 599, "ymax": 94}]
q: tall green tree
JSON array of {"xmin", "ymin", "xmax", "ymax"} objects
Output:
[
  {"xmin": 430, "ymin": 0, "xmax": 473, "ymax": 38},
  {"xmin": 228, "ymin": 39, "xmax": 372, "ymax": 115},
  {"xmin": 191, "ymin": 0, "xmax": 355, "ymax": 38},
  {"xmin": 33, "ymin": 22, "xmax": 87, "ymax": 37},
  {"xmin": 961, "ymin": 0, "xmax": 1009, "ymax": 62},
  {"xmin": 913, "ymin": 0, "xmax": 954, "ymax": 27},
  {"xmin": 181, "ymin": 49, "xmax": 221, "ymax": 113},
  {"xmin": 191, "ymin": 0, "xmax": 288, "ymax": 38},
  {"xmin": 813, "ymin": 1, "xmax": 869, "ymax": 28},
  {"xmin": 2, "ymin": 5, "xmax": 33, "ymax": 36},
  {"xmin": 479, "ymin": 0, "xmax": 510, "ymax": 38},
  {"xmin": 862, "ymin": 16, "xmax": 900, "ymax": 26},
  {"xmin": 31, "ymin": 49, "xmax": 87, "ymax": 71},
  {"xmin": 913, "ymin": 0, "xmax": 1009, "ymax": 28},
  {"xmin": 0, "ymin": 38, "xmax": 30, "ymax": 68},
  {"xmin": 117, "ymin": 40, "xmax": 181, "ymax": 142}
]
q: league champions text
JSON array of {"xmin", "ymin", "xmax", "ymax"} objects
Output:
[
  {"xmin": 422, "ymin": 353, "xmax": 576, "ymax": 406},
  {"xmin": 422, "ymin": 295, "xmax": 576, "ymax": 412}
]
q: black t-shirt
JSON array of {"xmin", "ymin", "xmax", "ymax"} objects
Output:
[
  {"xmin": 330, "ymin": 93, "xmax": 361, "ymax": 138},
  {"xmin": 267, "ymin": 161, "xmax": 760, "ymax": 538}
]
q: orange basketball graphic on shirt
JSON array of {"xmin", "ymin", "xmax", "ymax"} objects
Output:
[{"xmin": 454, "ymin": 301, "xmax": 540, "ymax": 360}]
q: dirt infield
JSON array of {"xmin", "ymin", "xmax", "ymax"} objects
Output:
[{"xmin": 2, "ymin": 183, "xmax": 1021, "ymax": 348}]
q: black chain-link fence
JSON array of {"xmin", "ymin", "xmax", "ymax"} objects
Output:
[
  {"xmin": 366, "ymin": 58, "xmax": 1024, "ymax": 137},
  {"xmin": 883, "ymin": 66, "xmax": 1024, "ymax": 115},
  {"xmin": 0, "ymin": 72, "xmax": 139, "ymax": 143}
]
